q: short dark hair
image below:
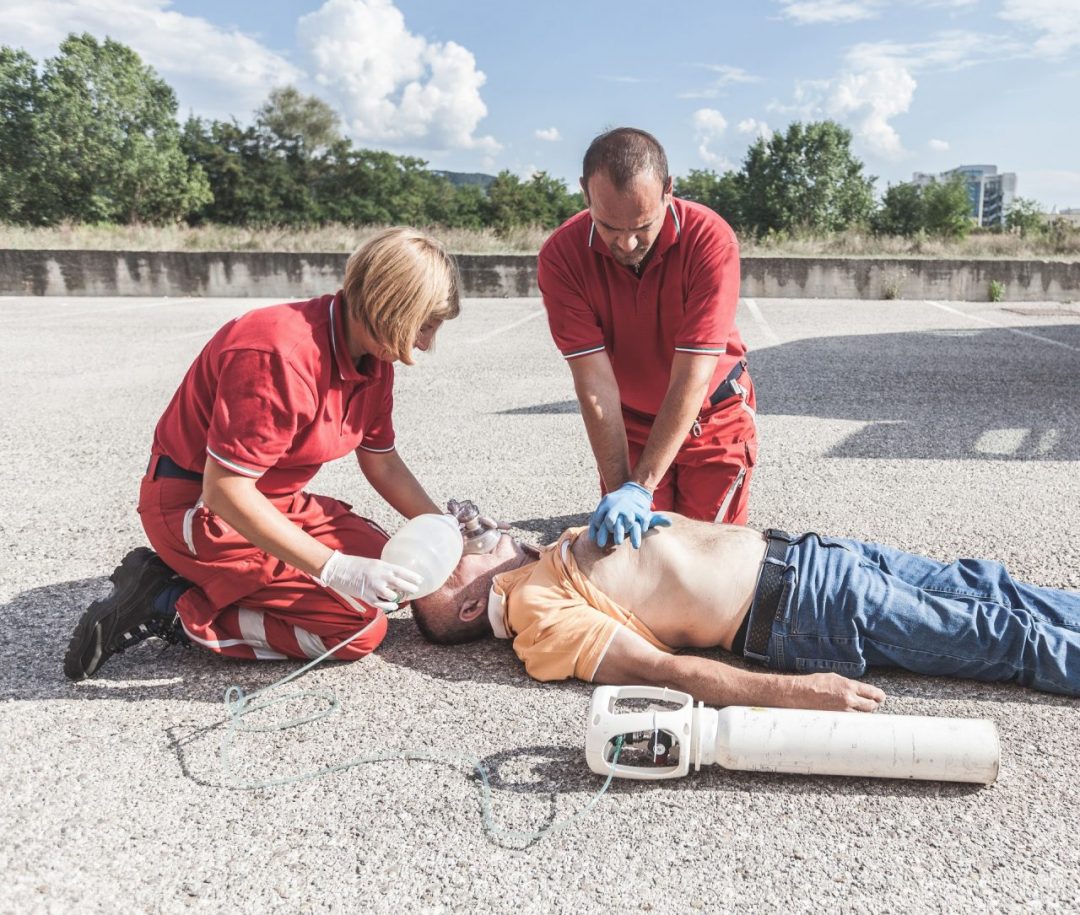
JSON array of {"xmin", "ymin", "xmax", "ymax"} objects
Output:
[
  {"xmin": 582, "ymin": 127, "xmax": 669, "ymax": 190},
  {"xmin": 411, "ymin": 604, "xmax": 491, "ymax": 645}
]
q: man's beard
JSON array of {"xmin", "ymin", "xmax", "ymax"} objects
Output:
[{"xmin": 614, "ymin": 247, "xmax": 649, "ymax": 268}]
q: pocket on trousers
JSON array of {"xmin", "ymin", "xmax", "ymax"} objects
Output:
[
  {"xmin": 795, "ymin": 656, "xmax": 864, "ymax": 676},
  {"xmin": 186, "ymin": 504, "xmax": 246, "ymax": 559}
]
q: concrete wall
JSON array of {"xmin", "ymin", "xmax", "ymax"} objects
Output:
[
  {"xmin": 741, "ymin": 257, "xmax": 1080, "ymax": 302},
  {"xmin": 1, "ymin": 249, "xmax": 1077, "ymax": 301}
]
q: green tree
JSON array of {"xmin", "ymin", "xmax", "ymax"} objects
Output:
[
  {"xmin": 674, "ymin": 168, "xmax": 743, "ymax": 228},
  {"xmin": 0, "ymin": 48, "xmax": 41, "ymax": 223},
  {"xmin": 30, "ymin": 34, "xmax": 209, "ymax": 224},
  {"xmin": 737, "ymin": 120, "xmax": 875, "ymax": 238},
  {"xmin": 1005, "ymin": 197, "xmax": 1045, "ymax": 238},
  {"xmin": 484, "ymin": 170, "xmax": 583, "ymax": 234},
  {"xmin": 182, "ymin": 116, "xmax": 292, "ymax": 225},
  {"xmin": 256, "ymin": 86, "xmax": 341, "ymax": 154},
  {"xmin": 872, "ymin": 182, "xmax": 926, "ymax": 237},
  {"xmin": 922, "ymin": 176, "xmax": 973, "ymax": 240}
]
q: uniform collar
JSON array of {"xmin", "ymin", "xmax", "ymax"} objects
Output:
[
  {"xmin": 487, "ymin": 585, "xmax": 509, "ymax": 639},
  {"xmin": 329, "ymin": 291, "xmax": 383, "ymax": 383},
  {"xmin": 586, "ymin": 200, "xmax": 682, "ymax": 271}
]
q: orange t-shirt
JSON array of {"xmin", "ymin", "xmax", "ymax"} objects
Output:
[{"xmin": 490, "ymin": 529, "xmax": 675, "ymax": 682}]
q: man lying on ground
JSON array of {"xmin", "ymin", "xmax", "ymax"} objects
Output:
[{"xmin": 411, "ymin": 514, "xmax": 1080, "ymax": 710}]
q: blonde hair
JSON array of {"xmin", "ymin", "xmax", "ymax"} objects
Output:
[{"xmin": 343, "ymin": 227, "xmax": 461, "ymax": 365}]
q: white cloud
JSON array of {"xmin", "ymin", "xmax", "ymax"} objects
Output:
[
  {"xmin": 777, "ymin": 0, "xmax": 878, "ymax": 24},
  {"xmin": 0, "ymin": 0, "xmax": 502, "ymax": 155},
  {"xmin": 298, "ymin": 0, "xmax": 499, "ymax": 152},
  {"xmin": 928, "ymin": 138, "xmax": 950, "ymax": 151},
  {"xmin": 766, "ymin": 32, "xmax": 1017, "ymax": 161},
  {"xmin": 692, "ymin": 108, "xmax": 733, "ymax": 168},
  {"xmin": 0, "ymin": 0, "xmax": 302, "ymax": 120},
  {"xmin": 776, "ymin": 0, "xmax": 978, "ymax": 23},
  {"xmin": 680, "ymin": 64, "xmax": 758, "ymax": 99},
  {"xmin": 846, "ymin": 31, "xmax": 1018, "ymax": 72},
  {"xmin": 534, "ymin": 127, "xmax": 561, "ymax": 142},
  {"xmin": 770, "ymin": 71, "xmax": 915, "ymax": 160},
  {"xmin": 737, "ymin": 118, "xmax": 774, "ymax": 140},
  {"xmin": 826, "ymin": 65, "xmax": 917, "ymax": 159},
  {"xmin": 1000, "ymin": 0, "xmax": 1080, "ymax": 57}
]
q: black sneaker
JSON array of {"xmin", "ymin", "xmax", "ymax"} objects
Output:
[{"xmin": 64, "ymin": 547, "xmax": 189, "ymax": 681}]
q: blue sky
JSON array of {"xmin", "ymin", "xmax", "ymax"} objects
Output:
[{"xmin": 4, "ymin": 0, "xmax": 1079, "ymax": 209}]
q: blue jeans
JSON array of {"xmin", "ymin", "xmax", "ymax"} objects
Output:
[{"xmin": 760, "ymin": 531, "xmax": 1080, "ymax": 696}]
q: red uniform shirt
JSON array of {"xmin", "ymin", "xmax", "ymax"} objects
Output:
[
  {"xmin": 152, "ymin": 292, "xmax": 395, "ymax": 496},
  {"xmin": 538, "ymin": 197, "xmax": 743, "ymax": 417}
]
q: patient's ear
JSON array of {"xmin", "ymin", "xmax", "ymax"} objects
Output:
[{"xmin": 458, "ymin": 598, "xmax": 485, "ymax": 622}]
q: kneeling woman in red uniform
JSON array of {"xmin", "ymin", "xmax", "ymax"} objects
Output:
[{"xmin": 65, "ymin": 228, "xmax": 462, "ymax": 679}]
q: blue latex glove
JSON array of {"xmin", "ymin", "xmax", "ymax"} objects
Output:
[{"xmin": 588, "ymin": 482, "xmax": 672, "ymax": 549}]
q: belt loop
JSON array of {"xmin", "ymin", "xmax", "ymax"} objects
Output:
[{"xmin": 147, "ymin": 454, "xmax": 161, "ymax": 480}]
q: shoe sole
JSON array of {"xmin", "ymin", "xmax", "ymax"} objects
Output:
[{"xmin": 63, "ymin": 547, "xmax": 161, "ymax": 681}]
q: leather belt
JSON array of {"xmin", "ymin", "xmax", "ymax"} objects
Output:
[
  {"xmin": 708, "ymin": 359, "xmax": 747, "ymax": 406},
  {"xmin": 741, "ymin": 530, "xmax": 793, "ymax": 661},
  {"xmin": 149, "ymin": 454, "xmax": 203, "ymax": 483}
]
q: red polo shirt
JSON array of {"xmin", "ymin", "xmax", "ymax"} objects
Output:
[
  {"xmin": 537, "ymin": 197, "xmax": 743, "ymax": 417},
  {"xmin": 152, "ymin": 292, "xmax": 395, "ymax": 496}
]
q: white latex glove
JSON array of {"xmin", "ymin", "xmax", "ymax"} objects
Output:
[{"xmin": 315, "ymin": 550, "xmax": 423, "ymax": 612}]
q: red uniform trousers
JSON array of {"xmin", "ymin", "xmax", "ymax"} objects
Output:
[
  {"xmin": 622, "ymin": 370, "xmax": 758, "ymax": 524},
  {"xmin": 137, "ymin": 459, "xmax": 389, "ymax": 662}
]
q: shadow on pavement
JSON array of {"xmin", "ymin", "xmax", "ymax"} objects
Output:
[
  {"xmin": 513, "ymin": 513, "xmax": 591, "ymax": 543},
  {"xmin": 494, "ymin": 324, "xmax": 1080, "ymax": 461},
  {"xmin": 750, "ymin": 324, "xmax": 1080, "ymax": 460},
  {"xmin": 376, "ymin": 617, "xmax": 538, "ymax": 689},
  {"xmin": 5, "ymin": 579, "xmax": 1068, "ymax": 710},
  {"xmin": 498, "ymin": 400, "xmax": 579, "ymax": 415},
  {"xmin": 0, "ymin": 577, "xmax": 357, "ymax": 703}
]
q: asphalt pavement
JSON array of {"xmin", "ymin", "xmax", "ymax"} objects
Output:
[{"xmin": 1, "ymin": 293, "xmax": 1078, "ymax": 914}]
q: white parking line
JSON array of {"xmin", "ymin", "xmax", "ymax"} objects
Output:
[
  {"xmin": 741, "ymin": 297, "xmax": 781, "ymax": 347},
  {"xmin": 0, "ymin": 298, "xmax": 202, "ymax": 322},
  {"xmin": 924, "ymin": 300, "xmax": 1080, "ymax": 353},
  {"xmin": 465, "ymin": 306, "xmax": 546, "ymax": 344}
]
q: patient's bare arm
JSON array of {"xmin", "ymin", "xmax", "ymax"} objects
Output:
[{"xmin": 595, "ymin": 629, "xmax": 886, "ymax": 713}]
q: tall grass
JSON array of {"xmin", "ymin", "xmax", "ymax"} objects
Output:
[
  {"xmin": 739, "ymin": 228, "xmax": 1080, "ymax": 260},
  {"xmin": 0, "ymin": 222, "xmax": 550, "ymax": 254},
  {"xmin": 1, "ymin": 222, "xmax": 1077, "ymax": 259}
]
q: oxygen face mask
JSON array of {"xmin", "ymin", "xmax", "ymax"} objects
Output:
[{"xmin": 448, "ymin": 499, "xmax": 502, "ymax": 555}]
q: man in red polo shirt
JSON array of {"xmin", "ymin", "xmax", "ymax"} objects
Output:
[{"xmin": 538, "ymin": 127, "xmax": 756, "ymax": 548}]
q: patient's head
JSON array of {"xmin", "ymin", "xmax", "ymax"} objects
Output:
[{"xmin": 411, "ymin": 534, "xmax": 536, "ymax": 644}]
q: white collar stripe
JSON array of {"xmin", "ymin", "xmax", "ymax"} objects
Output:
[
  {"xmin": 329, "ymin": 295, "xmax": 346, "ymax": 381},
  {"xmin": 564, "ymin": 345, "xmax": 606, "ymax": 360},
  {"xmin": 674, "ymin": 345, "xmax": 727, "ymax": 354},
  {"xmin": 206, "ymin": 447, "xmax": 264, "ymax": 478}
]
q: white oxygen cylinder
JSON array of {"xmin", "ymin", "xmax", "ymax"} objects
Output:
[
  {"xmin": 699, "ymin": 705, "xmax": 999, "ymax": 784},
  {"xmin": 585, "ymin": 687, "xmax": 999, "ymax": 784},
  {"xmin": 381, "ymin": 513, "xmax": 463, "ymax": 600}
]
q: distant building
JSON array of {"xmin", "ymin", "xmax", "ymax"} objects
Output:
[
  {"xmin": 1057, "ymin": 208, "xmax": 1080, "ymax": 227},
  {"xmin": 912, "ymin": 165, "xmax": 1018, "ymax": 227}
]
